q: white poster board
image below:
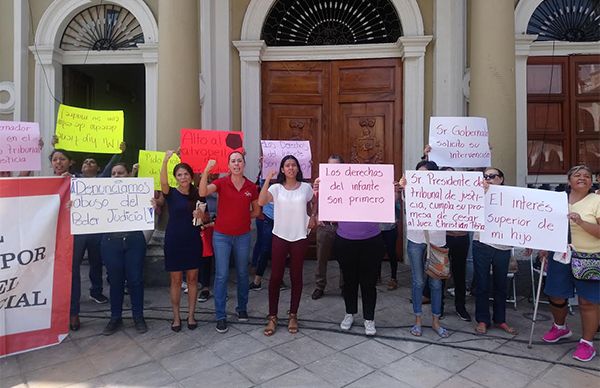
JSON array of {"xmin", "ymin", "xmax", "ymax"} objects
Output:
[
  {"xmin": 318, "ymin": 164, "xmax": 395, "ymax": 223},
  {"xmin": 404, "ymin": 170, "xmax": 485, "ymax": 231},
  {"xmin": 261, "ymin": 140, "xmax": 312, "ymax": 179},
  {"xmin": 480, "ymin": 185, "xmax": 568, "ymax": 251},
  {"xmin": 70, "ymin": 177, "xmax": 155, "ymax": 234},
  {"xmin": 428, "ymin": 117, "xmax": 491, "ymax": 168},
  {"xmin": 0, "ymin": 195, "xmax": 58, "ymax": 335}
]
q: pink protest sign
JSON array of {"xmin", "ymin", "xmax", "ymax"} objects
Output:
[
  {"xmin": 261, "ymin": 140, "xmax": 312, "ymax": 179},
  {"xmin": 404, "ymin": 170, "xmax": 485, "ymax": 231},
  {"xmin": 180, "ymin": 129, "xmax": 244, "ymax": 173},
  {"xmin": 428, "ymin": 117, "xmax": 491, "ymax": 168},
  {"xmin": 318, "ymin": 163, "xmax": 395, "ymax": 222},
  {"xmin": 0, "ymin": 121, "xmax": 41, "ymax": 172}
]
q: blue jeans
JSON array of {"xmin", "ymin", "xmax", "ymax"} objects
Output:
[
  {"xmin": 251, "ymin": 216, "xmax": 273, "ymax": 277},
  {"xmin": 407, "ymin": 240, "xmax": 443, "ymax": 316},
  {"xmin": 101, "ymin": 232, "xmax": 146, "ymax": 319},
  {"xmin": 71, "ymin": 233, "xmax": 104, "ymax": 316},
  {"xmin": 472, "ymin": 240, "xmax": 510, "ymax": 325},
  {"xmin": 213, "ymin": 231, "xmax": 251, "ymax": 320}
]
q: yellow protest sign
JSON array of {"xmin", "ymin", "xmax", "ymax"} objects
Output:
[
  {"xmin": 138, "ymin": 150, "xmax": 181, "ymax": 190},
  {"xmin": 55, "ymin": 104, "xmax": 124, "ymax": 153}
]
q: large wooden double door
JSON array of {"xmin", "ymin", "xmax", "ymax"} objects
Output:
[{"xmin": 261, "ymin": 58, "xmax": 403, "ymax": 179}]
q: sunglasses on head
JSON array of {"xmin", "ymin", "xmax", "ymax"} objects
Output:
[{"xmin": 483, "ymin": 173, "xmax": 500, "ymax": 180}]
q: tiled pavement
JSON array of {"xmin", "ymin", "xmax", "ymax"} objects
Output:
[{"xmin": 1, "ymin": 260, "xmax": 599, "ymax": 388}]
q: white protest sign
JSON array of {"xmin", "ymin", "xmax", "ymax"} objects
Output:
[
  {"xmin": 0, "ymin": 195, "xmax": 58, "ymax": 335},
  {"xmin": 480, "ymin": 185, "xmax": 568, "ymax": 251},
  {"xmin": 261, "ymin": 140, "xmax": 312, "ymax": 179},
  {"xmin": 404, "ymin": 170, "xmax": 485, "ymax": 231},
  {"xmin": 428, "ymin": 117, "xmax": 491, "ymax": 168},
  {"xmin": 318, "ymin": 164, "xmax": 395, "ymax": 222},
  {"xmin": 70, "ymin": 177, "xmax": 155, "ymax": 234}
]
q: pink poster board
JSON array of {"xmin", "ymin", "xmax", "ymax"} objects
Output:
[
  {"xmin": 318, "ymin": 163, "xmax": 395, "ymax": 223},
  {"xmin": 261, "ymin": 140, "xmax": 312, "ymax": 179},
  {"xmin": 0, "ymin": 121, "xmax": 41, "ymax": 172}
]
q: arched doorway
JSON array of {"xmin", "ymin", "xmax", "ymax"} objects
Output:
[
  {"xmin": 515, "ymin": 0, "xmax": 600, "ymax": 186},
  {"xmin": 32, "ymin": 0, "xmax": 158, "ymax": 175},
  {"xmin": 234, "ymin": 0, "xmax": 431, "ymax": 181}
]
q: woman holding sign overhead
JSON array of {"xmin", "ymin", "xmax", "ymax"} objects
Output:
[
  {"xmin": 161, "ymin": 151, "xmax": 204, "ymax": 332},
  {"xmin": 473, "ymin": 167, "xmax": 518, "ymax": 336},
  {"xmin": 258, "ymin": 155, "xmax": 315, "ymax": 336},
  {"xmin": 200, "ymin": 152, "xmax": 260, "ymax": 334}
]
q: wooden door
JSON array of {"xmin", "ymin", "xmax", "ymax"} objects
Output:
[
  {"xmin": 331, "ymin": 59, "xmax": 403, "ymax": 170},
  {"xmin": 262, "ymin": 59, "xmax": 403, "ymax": 259},
  {"xmin": 262, "ymin": 58, "xmax": 402, "ymax": 176}
]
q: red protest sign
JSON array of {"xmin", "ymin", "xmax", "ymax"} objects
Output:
[
  {"xmin": 0, "ymin": 176, "xmax": 73, "ymax": 357},
  {"xmin": 180, "ymin": 129, "xmax": 244, "ymax": 173}
]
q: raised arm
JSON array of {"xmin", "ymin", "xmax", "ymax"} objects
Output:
[
  {"xmin": 100, "ymin": 141, "xmax": 126, "ymax": 177},
  {"xmin": 257, "ymin": 170, "xmax": 276, "ymax": 206},
  {"xmin": 199, "ymin": 159, "xmax": 217, "ymax": 196},
  {"xmin": 160, "ymin": 150, "xmax": 175, "ymax": 195}
]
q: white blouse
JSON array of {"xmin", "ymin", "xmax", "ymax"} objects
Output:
[{"xmin": 269, "ymin": 182, "xmax": 314, "ymax": 242}]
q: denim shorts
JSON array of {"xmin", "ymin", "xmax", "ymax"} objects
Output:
[{"xmin": 544, "ymin": 254, "xmax": 600, "ymax": 304}]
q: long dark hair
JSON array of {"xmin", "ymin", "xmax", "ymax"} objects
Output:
[
  {"xmin": 415, "ymin": 160, "xmax": 439, "ymax": 171},
  {"xmin": 173, "ymin": 162, "xmax": 200, "ymax": 209},
  {"xmin": 276, "ymin": 155, "xmax": 303, "ymax": 184}
]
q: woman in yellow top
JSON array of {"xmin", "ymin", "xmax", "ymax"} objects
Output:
[{"xmin": 541, "ymin": 165, "xmax": 600, "ymax": 362}]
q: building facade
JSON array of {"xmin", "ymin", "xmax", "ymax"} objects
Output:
[{"xmin": 0, "ymin": 0, "xmax": 598, "ymax": 185}]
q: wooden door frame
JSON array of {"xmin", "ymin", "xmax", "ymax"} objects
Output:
[{"xmin": 234, "ymin": 0, "xmax": 431, "ymax": 182}]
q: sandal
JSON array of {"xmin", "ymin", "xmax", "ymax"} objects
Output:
[
  {"xmin": 264, "ymin": 315, "xmax": 277, "ymax": 336},
  {"xmin": 433, "ymin": 326, "xmax": 449, "ymax": 338},
  {"xmin": 475, "ymin": 322, "xmax": 487, "ymax": 335},
  {"xmin": 497, "ymin": 323, "xmax": 518, "ymax": 335},
  {"xmin": 410, "ymin": 325, "xmax": 422, "ymax": 337},
  {"xmin": 288, "ymin": 313, "xmax": 299, "ymax": 334}
]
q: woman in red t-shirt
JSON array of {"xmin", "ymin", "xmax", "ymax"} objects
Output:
[{"xmin": 199, "ymin": 152, "xmax": 260, "ymax": 333}]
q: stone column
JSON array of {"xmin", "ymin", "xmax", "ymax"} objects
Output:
[
  {"xmin": 400, "ymin": 36, "xmax": 432, "ymax": 170},
  {"xmin": 232, "ymin": 40, "xmax": 265, "ymax": 182},
  {"xmin": 157, "ymin": 0, "xmax": 201, "ymax": 150},
  {"xmin": 469, "ymin": 1, "xmax": 516, "ymax": 183}
]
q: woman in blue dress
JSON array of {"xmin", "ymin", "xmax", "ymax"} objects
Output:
[{"xmin": 161, "ymin": 150, "xmax": 204, "ymax": 331}]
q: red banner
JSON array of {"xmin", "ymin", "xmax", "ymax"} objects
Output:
[
  {"xmin": 179, "ymin": 129, "xmax": 244, "ymax": 173},
  {"xmin": 0, "ymin": 177, "xmax": 72, "ymax": 357}
]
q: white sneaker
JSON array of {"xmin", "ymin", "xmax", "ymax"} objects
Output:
[
  {"xmin": 340, "ymin": 314, "xmax": 354, "ymax": 330},
  {"xmin": 364, "ymin": 320, "xmax": 376, "ymax": 336},
  {"xmin": 182, "ymin": 281, "xmax": 188, "ymax": 294}
]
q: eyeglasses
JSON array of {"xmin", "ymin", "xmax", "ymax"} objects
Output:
[{"xmin": 483, "ymin": 173, "xmax": 500, "ymax": 180}]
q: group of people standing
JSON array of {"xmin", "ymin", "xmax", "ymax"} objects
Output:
[{"xmin": 31, "ymin": 143, "xmax": 600, "ymax": 363}]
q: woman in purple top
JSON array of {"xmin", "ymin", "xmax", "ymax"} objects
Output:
[{"xmin": 335, "ymin": 221, "xmax": 385, "ymax": 336}]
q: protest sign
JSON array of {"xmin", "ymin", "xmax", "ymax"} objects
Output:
[
  {"xmin": 318, "ymin": 164, "xmax": 395, "ymax": 223},
  {"xmin": 0, "ymin": 121, "xmax": 41, "ymax": 172},
  {"xmin": 70, "ymin": 177, "xmax": 155, "ymax": 234},
  {"xmin": 137, "ymin": 150, "xmax": 180, "ymax": 191},
  {"xmin": 55, "ymin": 104, "xmax": 124, "ymax": 153},
  {"xmin": 180, "ymin": 129, "xmax": 244, "ymax": 173},
  {"xmin": 261, "ymin": 140, "xmax": 312, "ymax": 179},
  {"xmin": 404, "ymin": 170, "xmax": 485, "ymax": 231},
  {"xmin": 0, "ymin": 177, "xmax": 72, "ymax": 357},
  {"xmin": 480, "ymin": 185, "xmax": 568, "ymax": 251},
  {"xmin": 428, "ymin": 117, "xmax": 491, "ymax": 168}
]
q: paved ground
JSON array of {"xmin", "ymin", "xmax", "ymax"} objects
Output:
[{"xmin": 1, "ymin": 260, "xmax": 599, "ymax": 388}]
